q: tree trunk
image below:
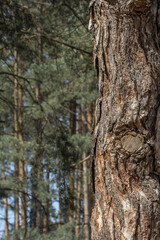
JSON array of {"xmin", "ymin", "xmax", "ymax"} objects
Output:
[
  {"xmin": 2, "ymin": 166, "xmax": 8, "ymax": 237},
  {"xmin": 83, "ymin": 152, "xmax": 90, "ymax": 240},
  {"xmin": 43, "ymin": 162, "xmax": 50, "ymax": 234},
  {"xmin": 69, "ymin": 100, "xmax": 76, "ymax": 222},
  {"xmin": 31, "ymin": 10, "xmax": 43, "ymax": 230},
  {"xmin": 14, "ymin": 49, "xmax": 27, "ymax": 237},
  {"xmin": 17, "ymin": 58, "xmax": 27, "ymax": 232},
  {"xmin": 75, "ymin": 165, "xmax": 82, "ymax": 238},
  {"xmin": 75, "ymin": 106, "xmax": 82, "ymax": 237},
  {"xmin": 58, "ymin": 165, "xmax": 62, "ymax": 229},
  {"xmin": 89, "ymin": 0, "xmax": 160, "ymax": 239},
  {"xmin": 30, "ymin": 85, "xmax": 43, "ymax": 231},
  {"xmin": 82, "ymin": 106, "xmax": 91, "ymax": 240},
  {"xmin": 14, "ymin": 49, "xmax": 19, "ymax": 234}
]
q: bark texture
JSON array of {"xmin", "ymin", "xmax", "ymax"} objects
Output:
[{"xmin": 89, "ymin": 0, "xmax": 160, "ymax": 239}]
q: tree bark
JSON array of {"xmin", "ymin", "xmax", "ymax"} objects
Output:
[
  {"xmin": 31, "ymin": 9, "xmax": 43, "ymax": 230},
  {"xmin": 30, "ymin": 81, "xmax": 43, "ymax": 232},
  {"xmin": 83, "ymin": 152, "xmax": 90, "ymax": 240},
  {"xmin": 82, "ymin": 106, "xmax": 91, "ymax": 240},
  {"xmin": 89, "ymin": 0, "xmax": 160, "ymax": 239},
  {"xmin": 69, "ymin": 100, "xmax": 76, "ymax": 222},
  {"xmin": 75, "ymin": 106, "xmax": 83, "ymax": 237},
  {"xmin": 17, "ymin": 58, "xmax": 27, "ymax": 232},
  {"xmin": 14, "ymin": 49, "xmax": 19, "ymax": 234},
  {"xmin": 14, "ymin": 49, "xmax": 27, "ymax": 237},
  {"xmin": 2, "ymin": 166, "xmax": 8, "ymax": 237},
  {"xmin": 75, "ymin": 164, "xmax": 82, "ymax": 238},
  {"xmin": 43, "ymin": 161, "xmax": 50, "ymax": 234}
]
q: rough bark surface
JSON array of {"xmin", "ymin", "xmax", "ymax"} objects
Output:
[{"xmin": 89, "ymin": 0, "xmax": 160, "ymax": 239}]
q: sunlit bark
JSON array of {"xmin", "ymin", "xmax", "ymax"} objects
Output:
[{"xmin": 90, "ymin": 0, "xmax": 160, "ymax": 239}]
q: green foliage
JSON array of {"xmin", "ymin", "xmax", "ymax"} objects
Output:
[
  {"xmin": 0, "ymin": 0, "xmax": 97, "ymax": 239},
  {"xmin": 69, "ymin": 133, "xmax": 92, "ymax": 154}
]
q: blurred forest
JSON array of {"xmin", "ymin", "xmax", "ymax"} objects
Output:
[{"xmin": 0, "ymin": 0, "xmax": 97, "ymax": 239}]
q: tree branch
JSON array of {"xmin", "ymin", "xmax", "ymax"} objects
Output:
[{"xmin": 21, "ymin": 32, "xmax": 92, "ymax": 55}]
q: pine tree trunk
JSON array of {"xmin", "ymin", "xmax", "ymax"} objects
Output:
[
  {"xmin": 74, "ymin": 106, "xmax": 82, "ymax": 237},
  {"xmin": 58, "ymin": 196, "xmax": 62, "ymax": 229},
  {"xmin": 69, "ymin": 100, "xmax": 76, "ymax": 222},
  {"xmin": 58, "ymin": 168, "xmax": 62, "ymax": 229},
  {"xmin": 31, "ymin": 12, "xmax": 43, "ymax": 231},
  {"xmin": 89, "ymin": 0, "xmax": 160, "ymax": 239},
  {"xmin": 82, "ymin": 108, "xmax": 91, "ymax": 240},
  {"xmin": 30, "ymin": 85, "xmax": 43, "ymax": 231},
  {"xmin": 83, "ymin": 152, "xmax": 90, "ymax": 240},
  {"xmin": 43, "ymin": 163, "xmax": 50, "ymax": 234},
  {"xmin": 17, "ymin": 58, "xmax": 27, "ymax": 232},
  {"xmin": 43, "ymin": 195, "xmax": 49, "ymax": 234},
  {"xmin": 14, "ymin": 49, "xmax": 19, "ymax": 233},
  {"xmin": 2, "ymin": 167, "xmax": 8, "ymax": 237},
  {"xmin": 75, "ymin": 165, "xmax": 82, "ymax": 238}
]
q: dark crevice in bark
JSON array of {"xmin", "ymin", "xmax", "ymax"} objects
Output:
[{"xmin": 134, "ymin": 202, "xmax": 140, "ymax": 240}]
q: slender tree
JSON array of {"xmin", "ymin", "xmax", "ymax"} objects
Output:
[
  {"xmin": 82, "ymin": 108, "xmax": 90, "ymax": 240},
  {"xmin": 2, "ymin": 166, "xmax": 8, "ymax": 238},
  {"xmin": 30, "ymin": 4, "xmax": 43, "ymax": 231},
  {"xmin": 17, "ymin": 57, "xmax": 27, "ymax": 233},
  {"xmin": 68, "ymin": 100, "xmax": 77, "ymax": 223},
  {"xmin": 75, "ymin": 106, "xmax": 83, "ymax": 238},
  {"xmin": 13, "ymin": 49, "xmax": 20, "ymax": 234},
  {"xmin": 89, "ymin": 0, "xmax": 160, "ymax": 239},
  {"xmin": 58, "ymin": 168, "xmax": 62, "ymax": 229},
  {"xmin": 43, "ymin": 159, "xmax": 50, "ymax": 234},
  {"xmin": 75, "ymin": 164, "xmax": 82, "ymax": 238}
]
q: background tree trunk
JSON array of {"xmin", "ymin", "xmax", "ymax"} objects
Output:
[
  {"xmin": 17, "ymin": 58, "xmax": 27, "ymax": 232},
  {"xmin": 69, "ymin": 99, "xmax": 76, "ymax": 223},
  {"xmin": 43, "ymin": 158, "xmax": 50, "ymax": 234},
  {"xmin": 58, "ymin": 168, "xmax": 62, "ymax": 229},
  {"xmin": 82, "ymin": 107, "xmax": 91, "ymax": 240},
  {"xmin": 75, "ymin": 164, "xmax": 82, "ymax": 238},
  {"xmin": 83, "ymin": 152, "xmax": 90, "ymax": 240},
  {"xmin": 89, "ymin": 0, "xmax": 160, "ymax": 239},
  {"xmin": 31, "ymin": 10, "xmax": 43, "ymax": 231},
  {"xmin": 2, "ymin": 166, "xmax": 8, "ymax": 237},
  {"xmin": 14, "ymin": 49, "xmax": 19, "ymax": 234}
]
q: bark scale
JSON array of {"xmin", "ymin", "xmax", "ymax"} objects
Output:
[{"xmin": 89, "ymin": 0, "xmax": 160, "ymax": 239}]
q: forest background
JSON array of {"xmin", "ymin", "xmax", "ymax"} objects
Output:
[{"xmin": 0, "ymin": 0, "xmax": 97, "ymax": 239}]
